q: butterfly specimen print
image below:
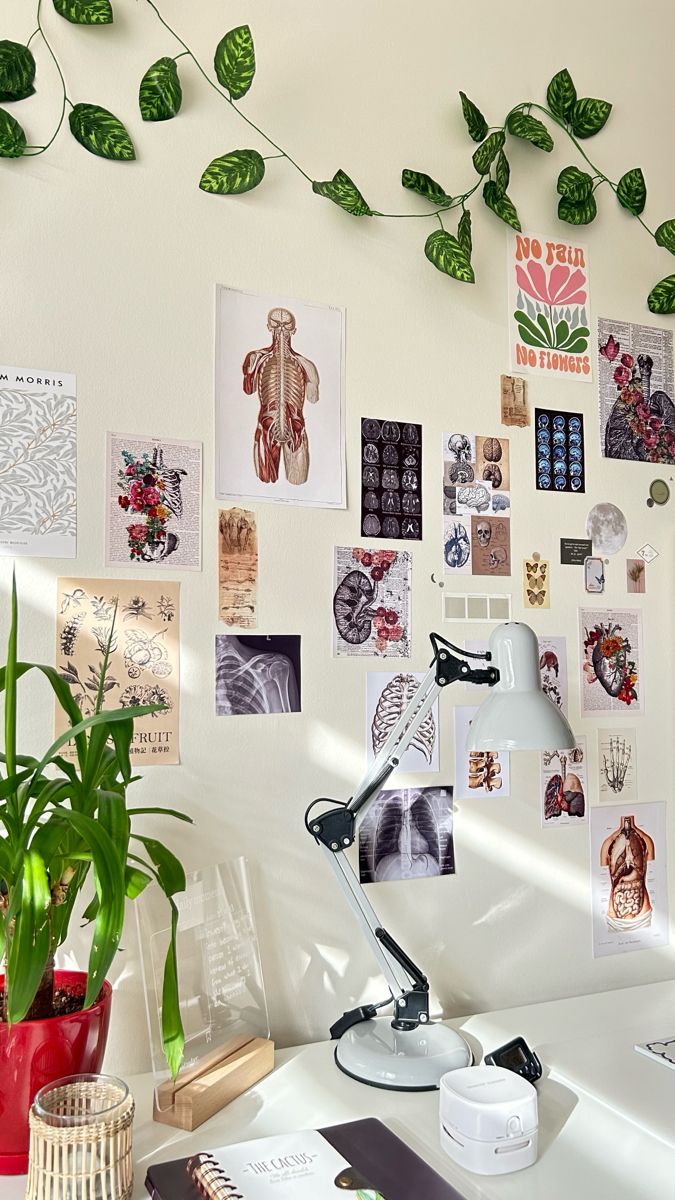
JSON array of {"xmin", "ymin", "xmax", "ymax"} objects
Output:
[{"xmin": 523, "ymin": 553, "xmax": 549, "ymax": 609}]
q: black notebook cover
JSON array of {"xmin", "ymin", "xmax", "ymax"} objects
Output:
[{"xmin": 145, "ymin": 1116, "xmax": 465, "ymax": 1199}]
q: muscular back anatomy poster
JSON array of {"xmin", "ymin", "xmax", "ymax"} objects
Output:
[
  {"xmin": 215, "ymin": 285, "xmax": 346, "ymax": 508},
  {"xmin": 332, "ymin": 546, "xmax": 411, "ymax": 658},
  {"xmin": 590, "ymin": 802, "xmax": 667, "ymax": 957},
  {"xmin": 358, "ymin": 787, "xmax": 454, "ymax": 884}
]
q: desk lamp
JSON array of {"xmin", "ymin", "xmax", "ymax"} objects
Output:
[{"xmin": 305, "ymin": 622, "xmax": 575, "ymax": 1091}]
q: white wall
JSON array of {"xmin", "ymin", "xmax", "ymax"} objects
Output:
[{"xmin": 4, "ymin": 0, "xmax": 675, "ymax": 1077}]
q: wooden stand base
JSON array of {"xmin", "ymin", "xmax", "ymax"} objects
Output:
[{"xmin": 153, "ymin": 1035, "xmax": 275, "ymax": 1132}]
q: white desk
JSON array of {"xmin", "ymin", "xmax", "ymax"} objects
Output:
[{"xmin": 9, "ymin": 980, "xmax": 675, "ymax": 1199}]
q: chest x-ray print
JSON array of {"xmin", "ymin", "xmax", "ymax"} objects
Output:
[{"xmin": 358, "ymin": 787, "xmax": 455, "ymax": 884}]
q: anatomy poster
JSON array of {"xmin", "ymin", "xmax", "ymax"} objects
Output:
[
  {"xmin": 218, "ymin": 508, "xmax": 257, "ymax": 628},
  {"xmin": 215, "ymin": 635, "xmax": 300, "ymax": 715},
  {"xmin": 541, "ymin": 736, "xmax": 587, "ymax": 827},
  {"xmin": 534, "ymin": 408, "xmax": 585, "ymax": 493},
  {"xmin": 214, "ymin": 285, "xmax": 346, "ymax": 508},
  {"xmin": 598, "ymin": 728, "xmax": 638, "ymax": 804},
  {"xmin": 508, "ymin": 230, "xmax": 592, "ymax": 381},
  {"xmin": 590, "ymin": 803, "xmax": 668, "ymax": 957},
  {"xmin": 0, "ymin": 365, "xmax": 76, "ymax": 558},
  {"xmin": 442, "ymin": 432, "xmax": 511, "ymax": 576},
  {"xmin": 598, "ymin": 318, "xmax": 675, "ymax": 463},
  {"xmin": 453, "ymin": 706, "xmax": 510, "ymax": 800},
  {"xmin": 106, "ymin": 433, "xmax": 202, "ymax": 570},
  {"xmin": 358, "ymin": 786, "xmax": 455, "ymax": 884},
  {"xmin": 365, "ymin": 672, "xmax": 439, "ymax": 775},
  {"xmin": 360, "ymin": 417, "xmax": 422, "ymax": 540},
  {"xmin": 500, "ymin": 374, "xmax": 529, "ymax": 427},
  {"xmin": 56, "ymin": 578, "xmax": 180, "ymax": 765},
  {"xmin": 538, "ymin": 635, "xmax": 568, "ymax": 716},
  {"xmin": 579, "ymin": 608, "xmax": 643, "ymax": 715},
  {"xmin": 332, "ymin": 546, "xmax": 411, "ymax": 658}
]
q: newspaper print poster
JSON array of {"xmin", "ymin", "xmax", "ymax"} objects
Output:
[
  {"xmin": 541, "ymin": 736, "xmax": 587, "ymax": 827},
  {"xmin": 360, "ymin": 418, "xmax": 422, "ymax": 540},
  {"xmin": 453, "ymin": 706, "xmax": 510, "ymax": 800},
  {"xmin": 508, "ymin": 231, "xmax": 592, "ymax": 381},
  {"xmin": 538, "ymin": 635, "xmax": 568, "ymax": 716},
  {"xmin": 443, "ymin": 433, "xmax": 510, "ymax": 576},
  {"xmin": 106, "ymin": 433, "xmax": 202, "ymax": 570},
  {"xmin": 0, "ymin": 365, "xmax": 76, "ymax": 558},
  {"xmin": 218, "ymin": 508, "xmax": 257, "ymax": 628},
  {"xmin": 590, "ymin": 802, "xmax": 668, "ymax": 958},
  {"xmin": 56, "ymin": 578, "xmax": 180, "ymax": 764},
  {"xmin": 358, "ymin": 786, "xmax": 454, "ymax": 883},
  {"xmin": 597, "ymin": 728, "xmax": 638, "ymax": 804},
  {"xmin": 597, "ymin": 317, "xmax": 675, "ymax": 463},
  {"xmin": 332, "ymin": 547, "xmax": 411, "ymax": 658},
  {"xmin": 365, "ymin": 672, "xmax": 439, "ymax": 775},
  {"xmin": 215, "ymin": 285, "xmax": 346, "ymax": 508},
  {"xmin": 579, "ymin": 608, "xmax": 643, "ymax": 715}
]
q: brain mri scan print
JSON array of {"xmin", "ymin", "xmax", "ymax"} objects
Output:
[{"xmin": 360, "ymin": 418, "xmax": 423, "ymax": 540}]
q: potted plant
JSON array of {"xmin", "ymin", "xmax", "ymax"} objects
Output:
[{"xmin": 0, "ymin": 576, "xmax": 188, "ymax": 1174}]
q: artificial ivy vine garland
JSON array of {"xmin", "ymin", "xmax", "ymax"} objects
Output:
[{"xmin": 3, "ymin": 1, "xmax": 675, "ymax": 314}]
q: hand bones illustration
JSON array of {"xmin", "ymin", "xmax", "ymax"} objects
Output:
[{"xmin": 242, "ymin": 308, "xmax": 319, "ymax": 486}]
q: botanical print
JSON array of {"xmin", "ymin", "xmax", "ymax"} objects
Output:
[
  {"xmin": 0, "ymin": 365, "xmax": 76, "ymax": 558},
  {"xmin": 590, "ymin": 803, "xmax": 668, "ymax": 957},
  {"xmin": 215, "ymin": 285, "xmax": 346, "ymax": 508},
  {"xmin": 442, "ymin": 432, "xmax": 510, "ymax": 576},
  {"xmin": 541, "ymin": 737, "xmax": 587, "ymax": 827},
  {"xmin": 365, "ymin": 672, "xmax": 439, "ymax": 775},
  {"xmin": 534, "ymin": 408, "xmax": 585, "ymax": 493},
  {"xmin": 106, "ymin": 433, "xmax": 202, "ymax": 570},
  {"xmin": 214, "ymin": 635, "xmax": 300, "ymax": 715},
  {"xmin": 218, "ymin": 508, "xmax": 257, "ymax": 628},
  {"xmin": 538, "ymin": 635, "xmax": 568, "ymax": 716},
  {"xmin": 453, "ymin": 705, "xmax": 510, "ymax": 800},
  {"xmin": 598, "ymin": 317, "xmax": 675, "ymax": 463},
  {"xmin": 360, "ymin": 417, "xmax": 422, "ymax": 540},
  {"xmin": 56, "ymin": 578, "xmax": 180, "ymax": 764},
  {"xmin": 626, "ymin": 558, "xmax": 646, "ymax": 593},
  {"xmin": 598, "ymin": 728, "xmax": 638, "ymax": 803},
  {"xmin": 332, "ymin": 547, "xmax": 411, "ymax": 658},
  {"xmin": 508, "ymin": 231, "xmax": 592, "ymax": 381},
  {"xmin": 523, "ymin": 554, "xmax": 549, "ymax": 608},
  {"xmin": 500, "ymin": 374, "xmax": 529, "ymax": 427},
  {"xmin": 358, "ymin": 787, "xmax": 454, "ymax": 884},
  {"xmin": 579, "ymin": 608, "xmax": 643, "ymax": 715}
]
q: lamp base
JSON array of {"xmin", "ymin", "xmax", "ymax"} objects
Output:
[{"xmin": 335, "ymin": 1017, "xmax": 472, "ymax": 1091}]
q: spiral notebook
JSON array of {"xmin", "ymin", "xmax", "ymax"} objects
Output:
[{"xmin": 145, "ymin": 1117, "xmax": 465, "ymax": 1199}]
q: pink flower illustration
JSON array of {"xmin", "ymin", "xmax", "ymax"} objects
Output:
[
  {"xmin": 621, "ymin": 352, "xmax": 634, "ymax": 368},
  {"xmin": 613, "ymin": 365, "xmax": 631, "ymax": 386},
  {"xmin": 127, "ymin": 523, "xmax": 147, "ymax": 542},
  {"xmin": 142, "ymin": 486, "xmax": 161, "ymax": 506},
  {"xmin": 600, "ymin": 334, "xmax": 620, "ymax": 362},
  {"xmin": 516, "ymin": 262, "xmax": 587, "ymax": 307}
]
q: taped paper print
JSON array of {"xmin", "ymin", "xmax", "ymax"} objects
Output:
[
  {"xmin": 598, "ymin": 318, "xmax": 675, "ymax": 463},
  {"xmin": 508, "ymin": 231, "xmax": 592, "ymax": 381},
  {"xmin": 598, "ymin": 728, "xmax": 638, "ymax": 804},
  {"xmin": 218, "ymin": 507, "xmax": 257, "ymax": 628},
  {"xmin": 215, "ymin": 634, "xmax": 300, "ymax": 715},
  {"xmin": 106, "ymin": 432, "xmax": 202, "ymax": 569},
  {"xmin": 333, "ymin": 546, "xmax": 411, "ymax": 658},
  {"xmin": 360, "ymin": 417, "xmax": 422, "ymax": 540},
  {"xmin": 359, "ymin": 786, "xmax": 455, "ymax": 884},
  {"xmin": 524, "ymin": 554, "xmax": 549, "ymax": 609},
  {"xmin": 366, "ymin": 672, "xmax": 439, "ymax": 775},
  {"xmin": 443, "ymin": 432, "xmax": 510, "ymax": 576},
  {"xmin": 541, "ymin": 736, "xmax": 587, "ymax": 827},
  {"xmin": 579, "ymin": 608, "xmax": 643, "ymax": 715},
  {"xmin": 500, "ymin": 374, "xmax": 529, "ymax": 427},
  {"xmin": 591, "ymin": 803, "xmax": 668, "ymax": 957}
]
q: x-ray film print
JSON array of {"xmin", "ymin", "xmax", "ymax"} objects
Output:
[
  {"xmin": 358, "ymin": 786, "xmax": 454, "ymax": 883},
  {"xmin": 360, "ymin": 417, "xmax": 422, "ymax": 540},
  {"xmin": 215, "ymin": 634, "xmax": 301, "ymax": 714},
  {"xmin": 535, "ymin": 408, "xmax": 585, "ymax": 493}
]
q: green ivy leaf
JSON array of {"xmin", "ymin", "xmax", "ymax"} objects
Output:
[
  {"xmin": 312, "ymin": 169, "xmax": 372, "ymax": 216},
  {"xmin": 655, "ymin": 220, "xmax": 675, "ymax": 254},
  {"xmin": 557, "ymin": 165, "xmax": 593, "ymax": 201},
  {"xmin": 647, "ymin": 275, "xmax": 675, "ymax": 315},
  {"xmin": 558, "ymin": 192, "xmax": 597, "ymax": 225},
  {"xmin": 459, "ymin": 91, "xmax": 488, "ymax": 143},
  {"xmin": 472, "ymin": 130, "xmax": 505, "ymax": 176},
  {"xmin": 401, "ymin": 169, "xmax": 452, "ymax": 207},
  {"xmin": 483, "ymin": 179, "xmax": 521, "ymax": 230},
  {"xmin": 214, "ymin": 25, "xmax": 255, "ymax": 100},
  {"xmin": 139, "ymin": 57, "xmax": 182, "ymax": 122},
  {"xmin": 68, "ymin": 103, "xmax": 135, "ymax": 160},
  {"xmin": 494, "ymin": 150, "xmax": 510, "ymax": 199},
  {"xmin": 570, "ymin": 97, "xmax": 612, "ymax": 139},
  {"xmin": 616, "ymin": 167, "xmax": 646, "ymax": 216},
  {"xmin": 0, "ymin": 107, "xmax": 26, "ymax": 157},
  {"xmin": 546, "ymin": 68, "xmax": 576, "ymax": 121},
  {"xmin": 199, "ymin": 148, "xmax": 265, "ymax": 194},
  {"xmin": 0, "ymin": 41, "xmax": 36, "ymax": 102},
  {"xmin": 506, "ymin": 111, "xmax": 553, "ymax": 152},
  {"xmin": 52, "ymin": 0, "xmax": 113, "ymax": 24},
  {"xmin": 424, "ymin": 229, "xmax": 475, "ymax": 283},
  {"xmin": 457, "ymin": 209, "xmax": 472, "ymax": 256}
]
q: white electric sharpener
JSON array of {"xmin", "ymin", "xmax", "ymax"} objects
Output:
[{"xmin": 439, "ymin": 1064, "xmax": 538, "ymax": 1175}]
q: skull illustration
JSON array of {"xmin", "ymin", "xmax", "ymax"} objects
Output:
[
  {"xmin": 447, "ymin": 434, "xmax": 472, "ymax": 463},
  {"xmin": 267, "ymin": 307, "xmax": 296, "ymax": 334},
  {"xmin": 489, "ymin": 547, "xmax": 507, "ymax": 569},
  {"xmin": 476, "ymin": 521, "xmax": 492, "ymax": 548}
]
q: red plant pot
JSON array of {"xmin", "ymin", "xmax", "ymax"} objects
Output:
[{"xmin": 0, "ymin": 970, "xmax": 112, "ymax": 1175}]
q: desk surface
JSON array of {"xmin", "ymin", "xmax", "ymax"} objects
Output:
[{"xmin": 8, "ymin": 980, "xmax": 675, "ymax": 1200}]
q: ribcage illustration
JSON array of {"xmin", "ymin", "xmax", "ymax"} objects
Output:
[
  {"xmin": 333, "ymin": 570, "xmax": 375, "ymax": 644},
  {"xmin": 373, "ymin": 792, "xmax": 440, "ymax": 880},
  {"xmin": 371, "ymin": 674, "xmax": 435, "ymax": 762}
]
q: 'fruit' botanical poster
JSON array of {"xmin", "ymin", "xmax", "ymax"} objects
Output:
[{"xmin": 508, "ymin": 231, "xmax": 592, "ymax": 382}]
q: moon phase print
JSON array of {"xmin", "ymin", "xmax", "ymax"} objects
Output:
[
  {"xmin": 535, "ymin": 408, "xmax": 585, "ymax": 493},
  {"xmin": 360, "ymin": 418, "xmax": 422, "ymax": 540}
]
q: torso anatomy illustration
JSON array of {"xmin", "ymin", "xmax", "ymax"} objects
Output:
[
  {"xmin": 600, "ymin": 814, "xmax": 654, "ymax": 930},
  {"xmin": 215, "ymin": 637, "xmax": 299, "ymax": 715},
  {"xmin": 242, "ymin": 308, "xmax": 320, "ymax": 486}
]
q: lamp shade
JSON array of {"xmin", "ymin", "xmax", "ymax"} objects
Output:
[{"xmin": 466, "ymin": 622, "xmax": 575, "ymax": 752}]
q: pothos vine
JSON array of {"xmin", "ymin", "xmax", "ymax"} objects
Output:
[{"xmin": 2, "ymin": 1, "xmax": 675, "ymax": 314}]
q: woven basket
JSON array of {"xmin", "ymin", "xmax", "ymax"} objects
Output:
[{"xmin": 25, "ymin": 1074, "xmax": 134, "ymax": 1200}]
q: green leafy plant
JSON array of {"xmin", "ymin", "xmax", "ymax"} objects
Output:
[
  {"xmin": 2, "ymin": 6, "xmax": 675, "ymax": 312},
  {"xmin": 0, "ymin": 574, "xmax": 188, "ymax": 1078}
]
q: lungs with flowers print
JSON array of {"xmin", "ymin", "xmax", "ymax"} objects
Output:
[
  {"xmin": 508, "ymin": 230, "xmax": 592, "ymax": 381},
  {"xmin": 597, "ymin": 317, "xmax": 675, "ymax": 464}
]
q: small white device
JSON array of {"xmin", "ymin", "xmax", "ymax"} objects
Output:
[{"xmin": 439, "ymin": 1064, "xmax": 538, "ymax": 1176}]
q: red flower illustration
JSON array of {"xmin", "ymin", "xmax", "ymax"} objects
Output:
[
  {"xmin": 613, "ymin": 365, "xmax": 631, "ymax": 387},
  {"xmin": 600, "ymin": 334, "xmax": 620, "ymax": 362},
  {"xmin": 516, "ymin": 262, "xmax": 587, "ymax": 307},
  {"xmin": 620, "ymin": 352, "xmax": 634, "ymax": 368}
]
